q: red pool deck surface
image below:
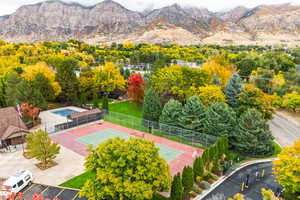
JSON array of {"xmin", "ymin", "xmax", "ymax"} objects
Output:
[{"xmin": 51, "ymin": 122, "xmax": 203, "ymax": 176}]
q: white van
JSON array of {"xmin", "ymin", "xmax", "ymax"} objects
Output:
[{"xmin": 1, "ymin": 170, "xmax": 33, "ymax": 197}]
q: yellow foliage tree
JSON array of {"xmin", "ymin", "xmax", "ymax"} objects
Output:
[
  {"xmin": 22, "ymin": 62, "xmax": 61, "ymax": 96},
  {"xmin": 123, "ymin": 41, "xmax": 136, "ymax": 49},
  {"xmin": 228, "ymin": 193, "xmax": 245, "ymax": 200},
  {"xmin": 202, "ymin": 55, "xmax": 236, "ymax": 87},
  {"xmin": 273, "ymin": 139, "xmax": 300, "ymax": 196},
  {"xmin": 92, "ymin": 62, "xmax": 126, "ymax": 93},
  {"xmin": 272, "ymin": 73, "xmax": 285, "ymax": 88},
  {"xmin": 192, "ymin": 85, "xmax": 226, "ymax": 106},
  {"xmin": 261, "ymin": 188, "xmax": 281, "ymax": 200}
]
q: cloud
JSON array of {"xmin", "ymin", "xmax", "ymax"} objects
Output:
[{"xmin": 1, "ymin": 0, "xmax": 299, "ymax": 15}]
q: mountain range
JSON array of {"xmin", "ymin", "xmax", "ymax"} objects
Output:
[{"xmin": 0, "ymin": 0, "xmax": 299, "ymax": 46}]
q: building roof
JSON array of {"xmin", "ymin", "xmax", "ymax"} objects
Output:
[
  {"xmin": 68, "ymin": 108, "xmax": 102, "ymax": 119},
  {"xmin": 0, "ymin": 107, "xmax": 28, "ymax": 140}
]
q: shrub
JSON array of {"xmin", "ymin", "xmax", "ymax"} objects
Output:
[
  {"xmin": 199, "ymin": 181, "xmax": 211, "ymax": 190},
  {"xmin": 282, "ymin": 91, "xmax": 300, "ymax": 112}
]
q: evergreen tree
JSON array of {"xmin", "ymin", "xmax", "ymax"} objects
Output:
[
  {"xmin": 159, "ymin": 99, "xmax": 182, "ymax": 126},
  {"xmin": 179, "ymin": 96, "xmax": 206, "ymax": 132},
  {"xmin": 16, "ymin": 81, "xmax": 46, "ymax": 109},
  {"xmin": 170, "ymin": 173, "xmax": 183, "ymax": 200},
  {"xmin": 212, "ymin": 74, "xmax": 221, "ymax": 85},
  {"xmin": 55, "ymin": 58, "xmax": 79, "ymax": 103},
  {"xmin": 233, "ymin": 109, "xmax": 274, "ymax": 157},
  {"xmin": 201, "ymin": 149, "xmax": 209, "ymax": 167},
  {"xmin": 5, "ymin": 73, "xmax": 22, "ymax": 106},
  {"xmin": 203, "ymin": 102, "xmax": 237, "ymax": 140},
  {"xmin": 93, "ymin": 92, "xmax": 99, "ymax": 108},
  {"xmin": 182, "ymin": 166, "xmax": 194, "ymax": 196},
  {"xmin": 224, "ymin": 73, "xmax": 243, "ymax": 108},
  {"xmin": 102, "ymin": 95, "xmax": 109, "ymax": 111},
  {"xmin": 143, "ymin": 87, "xmax": 161, "ymax": 122},
  {"xmin": 193, "ymin": 157, "xmax": 204, "ymax": 180},
  {"xmin": 32, "ymin": 73, "xmax": 55, "ymax": 102}
]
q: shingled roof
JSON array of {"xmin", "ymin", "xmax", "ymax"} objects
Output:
[{"xmin": 0, "ymin": 107, "xmax": 28, "ymax": 140}]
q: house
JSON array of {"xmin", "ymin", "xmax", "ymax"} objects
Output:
[{"xmin": 0, "ymin": 107, "xmax": 29, "ymax": 149}]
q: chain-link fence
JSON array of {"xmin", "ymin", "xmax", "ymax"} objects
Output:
[{"xmin": 104, "ymin": 111, "xmax": 218, "ymax": 147}]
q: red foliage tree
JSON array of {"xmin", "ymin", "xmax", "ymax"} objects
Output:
[
  {"xmin": 127, "ymin": 73, "xmax": 145, "ymax": 104},
  {"xmin": 21, "ymin": 103, "xmax": 41, "ymax": 121}
]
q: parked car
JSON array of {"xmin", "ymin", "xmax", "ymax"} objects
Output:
[{"xmin": 0, "ymin": 170, "xmax": 33, "ymax": 197}]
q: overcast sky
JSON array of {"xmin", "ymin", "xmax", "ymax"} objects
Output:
[{"xmin": 1, "ymin": 0, "xmax": 299, "ymax": 15}]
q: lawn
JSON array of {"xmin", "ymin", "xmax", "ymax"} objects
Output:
[
  {"xmin": 59, "ymin": 171, "xmax": 94, "ymax": 189},
  {"xmin": 109, "ymin": 101, "xmax": 143, "ymax": 118}
]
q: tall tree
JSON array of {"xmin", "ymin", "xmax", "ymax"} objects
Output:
[
  {"xmin": 170, "ymin": 173, "xmax": 183, "ymax": 200},
  {"xmin": 80, "ymin": 137, "xmax": 170, "ymax": 200},
  {"xmin": 224, "ymin": 73, "xmax": 243, "ymax": 108},
  {"xmin": 179, "ymin": 96, "xmax": 206, "ymax": 132},
  {"xmin": 143, "ymin": 87, "xmax": 162, "ymax": 122},
  {"xmin": 193, "ymin": 85, "xmax": 226, "ymax": 107},
  {"xmin": 233, "ymin": 109, "xmax": 274, "ymax": 157},
  {"xmin": 159, "ymin": 99, "xmax": 182, "ymax": 126},
  {"xmin": 55, "ymin": 58, "xmax": 80, "ymax": 103},
  {"xmin": 32, "ymin": 73, "xmax": 55, "ymax": 102},
  {"xmin": 203, "ymin": 102, "xmax": 237, "ymax": 139},
  {"xmin": 26, "ymin": 130, "xmax": 60, "ymax": 168},
  {"xmin": 127, "ymin": 73, "xmax": 145, "ymax": 104},
  {"xmin": 193, "ymin": 157, "xmax": 204, "ymax": 180},
  {"xmin": 5, "ymin": 73, "xmax": 22, "ymax": 106},
  {"xmin": 273, "ymin": 139, "xmax": 300, "ymax": 197},
  {"xmin": 182, "ymin": 166, "xmax": 194, "ymax": 196}
]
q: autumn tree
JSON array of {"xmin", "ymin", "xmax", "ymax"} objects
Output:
[
  {"xmin": 224, "ymin": 73, "xmax": 243, "ymax": 108},
  {"xmin": 192, "ymin": 85, "xmax": 226, "ymax": 107},
  {"xmin": 282, "ymin": 92, "xmax": 300, "ymax": 112},
  {"xmin": 261, "ymin": 188, "xmax": 281, "ymax": 200},
  {"xmin": 26, "ymin": 130, "xmax": 60, "ymax": 168},
  {"xmin": 273, "ymin": 139, "xmax": 300, "ymax": 197},
  {"xmin": 21, "ymin": 103, "xmax": 40, "ymax": 121},
  {"xmin": 234, "ymin": 109, "xmax": 274, "ymax": 157},
  {"xmin": 202, "ymin": 54, "xmax": 236, "ymax": 87},
  {"xmin": 237, "ymin": 85, "xmax": 275, "ymax": 120},
  {"xmin": 92, "ymin": 62, "xmax": 126, "ymax": 95},
  {"xmin": 127, "ymin": 73, "xmax": 145, "ymax": 104},
  {"xmin": 80, "ymin": 137, "xmax": 170, "ymax": 200}
]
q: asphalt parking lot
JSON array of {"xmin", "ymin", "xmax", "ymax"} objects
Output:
[
  {"xmin": 20, "ymin": 184, "xmax": 87, "ymax": 200},
  {"xmin": 202, "ymin": 162, "xmax": 282, "ymax": 200}
]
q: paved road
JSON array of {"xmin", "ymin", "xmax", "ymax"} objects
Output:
[
  {"xmin": 202, "ymin": 162, "xmax": 281, "ymax": 200},
  {"xmin": 1, "ymin": 183, "xmax": 87, "ymax": 200},
  {"xmin": 269, "ymin": 113, "xmax": 300, "ymax": 147}
]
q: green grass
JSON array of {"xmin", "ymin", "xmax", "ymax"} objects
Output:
[
  {"xmin": 109, "ymin": 101, "xmax": 143, "ymax": 118},
  {"xmin": 59, "ymin": 171, "xmax": 94, "ymax": 189}
]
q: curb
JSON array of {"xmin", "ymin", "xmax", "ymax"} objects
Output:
[{"xmin": 194, "ymin": 158, "xmax": 278, "ymax": 200}]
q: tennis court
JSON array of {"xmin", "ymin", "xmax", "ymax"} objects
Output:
[{"xmin": 51, "ymin": 121, "xmax": 202, "ymax": 176}]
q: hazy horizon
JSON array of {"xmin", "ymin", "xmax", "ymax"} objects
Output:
[{"xmin": 0, "ymin": 0, "xmax": 299, "ymax": 16}]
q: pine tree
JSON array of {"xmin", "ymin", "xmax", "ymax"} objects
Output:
[
  {"xmin": 224, "ymin": 73, "xmax": 243, "ymax": 108},
  {"xmin": 170, "ymin": 173, "xmax": 183, "ymax": 200},
  {"xmin": 182, "ymin": 166, "xmax": 194, "ymax": 196},
  {"xmin": 193, "ymin": 157, "xmax": 204, "ymax": 180},
  {"xmin": 102, "ymin": 95, "xmax": 109, "ymax": 111},
  {"xmin": 143, "ymin": 87, "xmax": 162, "ymax": 122},
  {"xmin": 179, "ymin": 96, "xmax": 206, "ymax": 132},
  {"xmin": 212, "ymin": 74, "xmax": 221, "ymax": 85},
  {"xmin": 93, "ymin": 92, "xmax": 99, "ymax": 108},
  {"xmin": 159, "ymin": 99, "xmax": 182, "ymax": 126},
  {"xmin": 233, "ymin": 109, "xmax": 274, "ymax": 157},
  {"xmin": 203, "ymin": 102, "xmax": 237, "ymax": 139}
]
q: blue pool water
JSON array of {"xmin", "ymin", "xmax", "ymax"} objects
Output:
[{"xmin": 52, "ymin": 109, "xmax": 79, "ymax": 117}]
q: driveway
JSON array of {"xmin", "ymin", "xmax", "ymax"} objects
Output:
[{"xmin": 269, "ymin": 113, "xmax": 300, "ymax": 147}]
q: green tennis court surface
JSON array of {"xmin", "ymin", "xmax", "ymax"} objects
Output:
[{"xmin": 75, "ymin": 128, "xmax": 182, "ymax": 162}]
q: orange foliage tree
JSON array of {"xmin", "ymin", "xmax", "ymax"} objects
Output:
[
  {"xmin": 21, "ymin": 103, "xmax": 40, "ymax": 121},
  {"xmin": 127, "ymin": 73, "xmax": 145, "ymax": 104}
]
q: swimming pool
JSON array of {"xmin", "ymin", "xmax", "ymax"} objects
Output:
[{"xmin": 52, "ymin": 109, "xmax": 79, "ymax": 117}]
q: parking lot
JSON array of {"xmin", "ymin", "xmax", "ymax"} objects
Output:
[{"xmin": 18, "ymin": 183, "xmax": 87, "ymax": 200}]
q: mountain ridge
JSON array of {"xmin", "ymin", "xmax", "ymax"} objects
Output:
[{"xmin": 0, "ymin": 0, "xmax": 299, "ymax": 46}]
